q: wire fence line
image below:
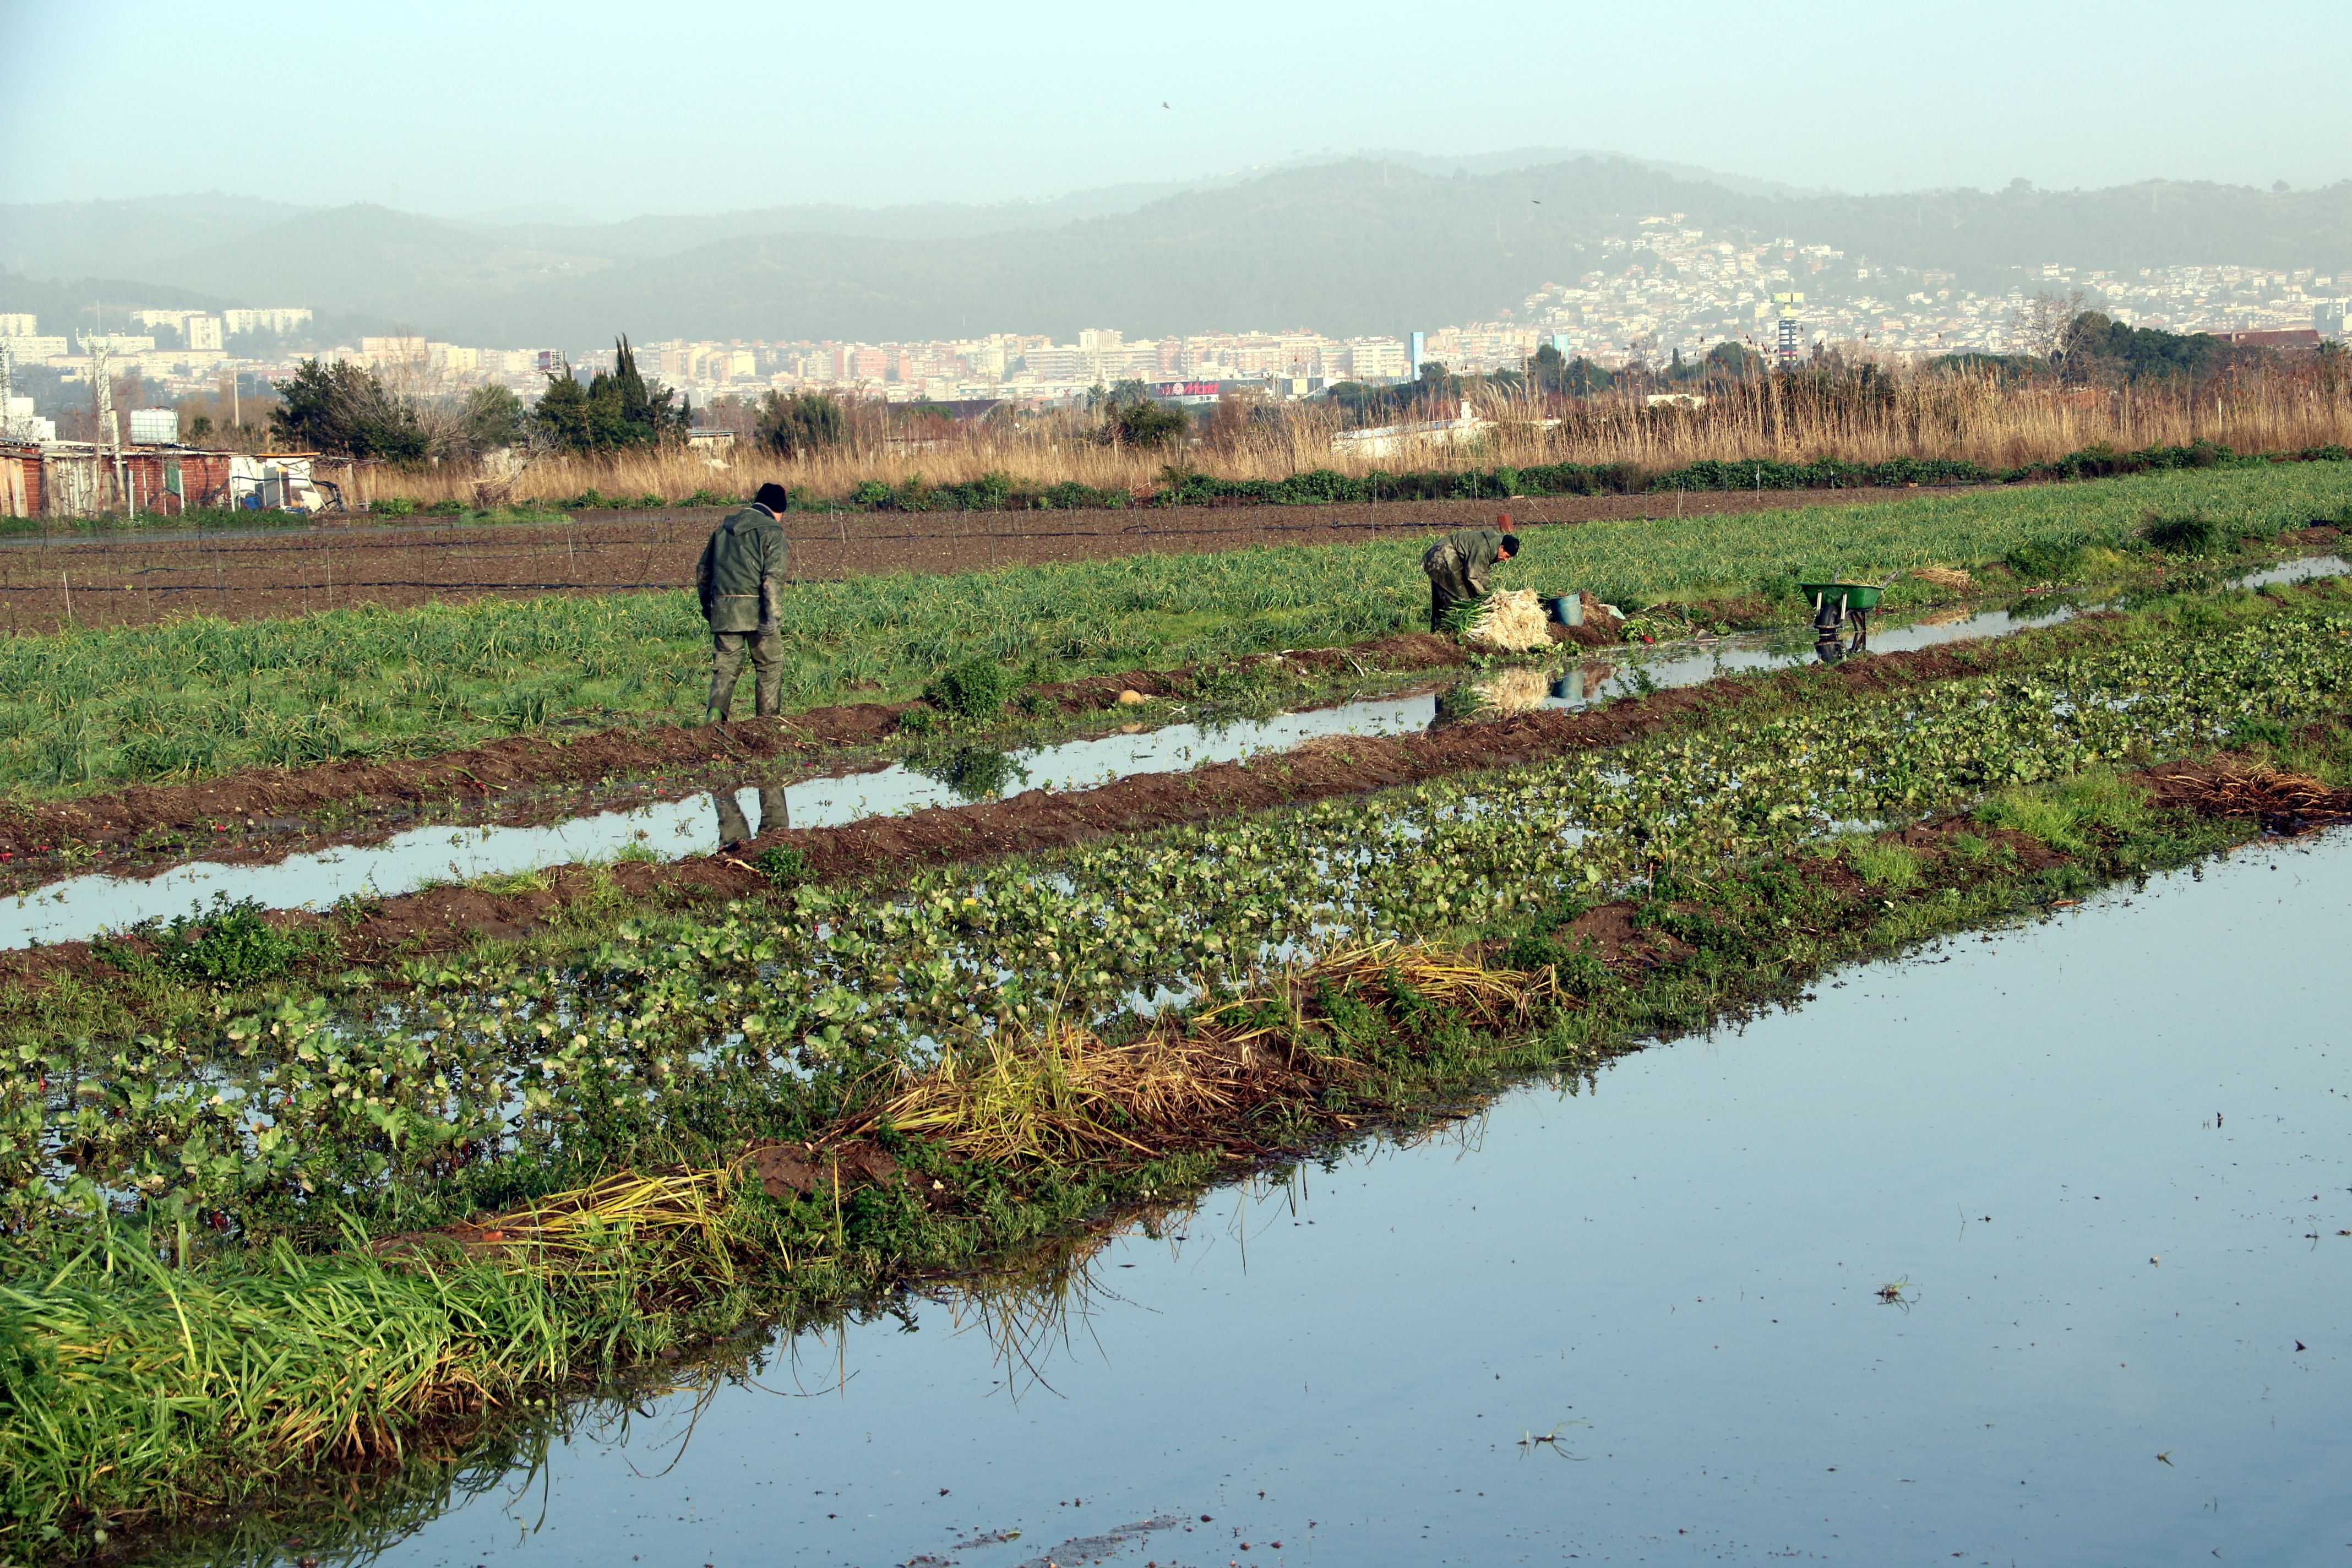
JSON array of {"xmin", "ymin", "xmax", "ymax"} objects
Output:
[
  {"xmin": 0, "ymin": 507, "xmax": 1526, "ymax": 562},
  {"xmin": 0, "ymin": 489, "xmax": 1826, "ymax": 630}
]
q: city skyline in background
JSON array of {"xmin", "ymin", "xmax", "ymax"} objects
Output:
[{"xmin": 6, "ymin": 207, "xmax": 2343, "ymax": 446}]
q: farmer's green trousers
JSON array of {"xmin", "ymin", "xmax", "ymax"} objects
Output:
[
  {"xmin": 1427, "ymin": 560, "xmax": 1479, "ymax": 631},
  {"xmin": 708, "ymin": 629, "xmax": 783, "ymax": 720},
  {"xmin": 715, "ymin": 782, "xmax": 786, "ymax": 850}
]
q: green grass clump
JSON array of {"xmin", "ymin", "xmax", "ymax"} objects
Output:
[
  {"xmin": 926, "ymin": 657, "xmax": 1016, "ymax": 721},
  {"xmin": 2002, "ymin": 535, "xmax": 2087, "ymax": 582},
  {"xmin": 1846, "ymin": 838, "xmax": 1923, "ymax": 890},
  {"xmin": 1975, "ymin": 766, "xmax": 2152, "ymax": 856},
  {"xmin": 754, "ymin": 846, "xmax": 810, "ymax": 888},
  {"xmin": 150, "ymin": 897, "xmax": 306, "ymax": 988},
  {"xmin": 0, "ymin": 1228, "xmax": 580, "ymax": 1548},
  {"xmin": 2142, "ymin": 511, "xmax": 2223, "ymax": 554}
]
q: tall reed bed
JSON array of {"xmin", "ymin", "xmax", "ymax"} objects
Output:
[{"xmin": 358, "ymin": 360, "xmax": 2352, "ymax": 509}]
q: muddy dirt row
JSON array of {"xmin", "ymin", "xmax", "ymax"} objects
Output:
[
  {"xmin": 0, "ymin": 631, "xmax": 1487, "ymax": 878},
  {"xmin": 7, "ymin": 612, "xmax": 2339, "ymax": 1013},
  {"xmin": 0, "ymin": 486, "xmax": 1950, "ymax": 633}
]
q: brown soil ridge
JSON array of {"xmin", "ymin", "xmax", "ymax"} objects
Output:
[
  {"xmin": 0, "ymin": 636, "xmax": 2000, "ymax": 992},
  {"xmin": 380, "ymin": 765, "xmax": 2310, "ymax": 1254},
  {"xmin": 737, "ymin": 644, "xmax": 1986, "ymax": 889},
  {"xmin": 0, "ymin": 631, "xmax": 1469, "ymax": 868}
]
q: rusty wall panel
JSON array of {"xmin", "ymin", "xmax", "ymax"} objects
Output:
[{"xmin": 181, "ymin": 453, "xmax": 233, "ymax": 509}]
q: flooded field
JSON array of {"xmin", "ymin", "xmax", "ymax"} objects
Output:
[
  {"xmin": 1547, "ymin": 553, "xmax": 2349, "ymax": 706},
  {"xmin": 20, "ymin": 559, "xmax": 2340, "ymax": 949},
  {"xmin": 0, "ymin": 690, "xmax": 1446, "ymax": 946},
  {"xmin": 291, "ymin": 829, "xmax": 2350, "ymax": 1568}
]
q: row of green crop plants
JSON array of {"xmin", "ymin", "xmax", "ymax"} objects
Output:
[
  {"xmin": 3, "ymin": 578, "xmax": 2343, "ymax": 1555},
  {"xmin": 380, "ymin": 438, "xmax": 2349, "ymax": 517},
  {"xmin": 6, "ymin": 578, "xmax": 2344, "ymax": 1244},
  {"xmin": 0, "ymin": 464, "xmax": 2343, "ymax": 797}
]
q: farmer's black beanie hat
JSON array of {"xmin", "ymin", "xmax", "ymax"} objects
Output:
[
  {"xmin": 1500, "ymin": 532, "xmax": 1521, "ymax": 555},
  {"xmin": 754, "ymin": 482, "xmax": 790, "ymax": 511}
]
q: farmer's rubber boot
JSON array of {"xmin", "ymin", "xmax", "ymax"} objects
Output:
[{"xmin": 715, "ymin": 786, "xmax": 752, "ymax": 851}]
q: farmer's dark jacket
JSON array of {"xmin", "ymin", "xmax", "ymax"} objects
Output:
[
  {"xmin": 1424, "ymin": 527, "xmax": 1510, "ymax": 595},
  {"xmin": 696, "ymin": 504, "xmax": 788, "ymax": 633}
]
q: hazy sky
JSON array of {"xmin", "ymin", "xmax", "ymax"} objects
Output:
[{"xmin": 4, "ymin": 0, "xmax": 2344, "ymax": 217}]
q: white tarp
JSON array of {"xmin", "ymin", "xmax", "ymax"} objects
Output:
[{"xmin": 227, "ymin": 454, "xmax": 323, "ymax": 511}]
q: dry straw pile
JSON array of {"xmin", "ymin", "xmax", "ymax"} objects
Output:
[
  {"xmin": 874, "ymin": 1020, "xmax": 1280, "ymax": 1164},
  {"xmin": 866, "ymin": 940, "xmax": 1559, "ymax": 1168}
]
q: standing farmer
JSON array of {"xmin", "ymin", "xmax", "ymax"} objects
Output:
[
  {"xmin": 698, "ymin": 482, "xmax": 791, "ymax": 723},
  {"xmin": 1421, "ymin": 522, "xmax": 1520, "ymax": 631}
]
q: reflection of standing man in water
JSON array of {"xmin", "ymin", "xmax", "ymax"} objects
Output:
[{"xmin": 716, "ymin": 783, "xmax": 787, "ymax": 851}]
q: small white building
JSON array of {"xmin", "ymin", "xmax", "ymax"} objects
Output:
[{"xmin": 1331, "ymin": 404, "xmax": 1494, "ymax": 460}]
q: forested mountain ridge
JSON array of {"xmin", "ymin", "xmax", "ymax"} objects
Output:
[{"xmin": 4, "ymin": 159, "xmax": 2345, "ymax": 346}]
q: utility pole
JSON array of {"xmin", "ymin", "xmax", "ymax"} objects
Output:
[{"xmin": 91, "ymin": 340, "xmax": 126, "ymax": 510}]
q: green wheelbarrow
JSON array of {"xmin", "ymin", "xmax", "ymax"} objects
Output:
[{"xmin": 1799, "ymin": 574, "xmax": 1898, "ymax": 653}]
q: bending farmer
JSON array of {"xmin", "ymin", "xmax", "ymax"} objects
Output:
[
  {"xmin": 1421, "ymin": 525, "xmax": 1520, "ymax": 631},
  {"xmin": 698, "ymin": 482, "xmax": 791, "ymax": 722}
]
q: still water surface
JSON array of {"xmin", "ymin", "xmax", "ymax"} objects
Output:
[{"xmin": 347, "ymin": 832, "xmax": 2350, "ymax": 1567}]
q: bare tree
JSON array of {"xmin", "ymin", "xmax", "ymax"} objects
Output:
[
  {"xmin": 2008, "ymin": 289, "xmax": 2087, "ymax": 366},
  {"xmin": 366, "ymin": 340, "xmax": 471, "ymax": 460}
]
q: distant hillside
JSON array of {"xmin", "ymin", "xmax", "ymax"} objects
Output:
[
  {"xmin": 0, "ymin": 193, "xmax": 307, "ymax": 282},
  {"xmin": 0, "ymin": 148, "xmax": 1775, "ymax": 268},
  {"xmin": 1723, "ymin": 179, "xmax": 2352, "ymax": 284},
  {"xmin": 4, "ymin": 161, "xmax": 2348, "ymax": 348},
  {"xmin": 0, "ymin": 269, "xmax": 234, "ymax": 335}
]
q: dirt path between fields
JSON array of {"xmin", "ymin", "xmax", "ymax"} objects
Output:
[{"xmin": 0, "ymin": 486, "xmax": 1959, "ymax": 634}]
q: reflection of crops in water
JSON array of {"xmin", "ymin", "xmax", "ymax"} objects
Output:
[
  {"xmin": 167, "ymin": 1200, "xmax": 1206, "ymax": 1559},
  {"xmin": 909, "ymin": 742, "xmax": 1032, "ymax": 802},
  {"xmin": 124, "ymin": 1335, "xmax": 785, "ymax": 1568},
  {"xmin": 913, "ymin": 1081, "xmax": 1536, "ymax": 1403},
  {"xmin": 918, "ymin": 1194, "xmax": 1206, "ymax": 1398},
  {"xmin": 1471, "ymin": 667, "xmax": 1552, "ymax": 715}
]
